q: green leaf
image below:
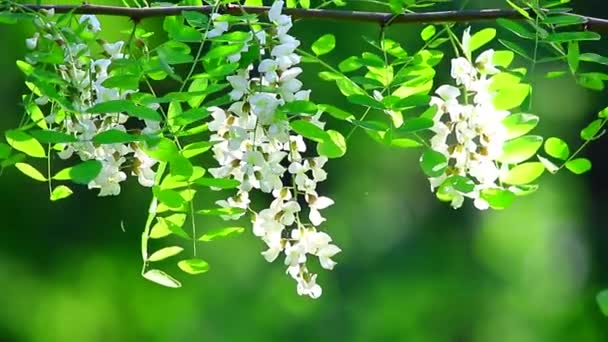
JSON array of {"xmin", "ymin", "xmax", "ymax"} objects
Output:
[
  {"xmin": 498, "ymin": 39, "xmax": 532, "ymax": 61},
  {"xmin": 170, "ymin": 154, "xmax": 194, "ymax": 180},
  {"xmin": 317, "ymin": 130, "xmax": 347, "ymax": 158},
  {"xmin": 538, "ymin": 155, "xmax": 560, "ymax": 174},
  {"xmin": 499, "ymin": 135, "xmax": 543, "ymax": 164},
  {"xmin": 502, "ymin": 113, "xmax": 539, "ymax": 139},
  {"xmin": 144, "ymin": 138, "xmax": 179, "ymax": 162},
  {"xmin": 87, "ymin": 100, "xmax": 161, "ymax": 121},
  {"xmin": 567, "ymin": 41, "xmax": 580, "ymax": 74},
  {"xmin": 148, "ymin": 246, "xmax": 184, "ymax": 262},
  {"xmin": 199, "ymin": 227, "xmax": 245, "ymax": 242},
  {"xmin": 169, "ymin": 108, "xmax": 210, "ymax": 127},
  {"xmin": 50, "ymin": 185, "xmax": 73, "ymax": 201},
  {"xmin": 15, "ymin": 163, "xmax": 47, "ymax": 182},
  {"xmin": 194, "ymin": 177, "xmax": 240, "ymax": 189},
  {"xmin": 447, "ymin": 176, "xmax": 475, "ymax": 193},
  {"xmin": 153, "ymin": 186, "xmax": 186, "ymax": 209},
  {"xmin": 26, "ymin": 103, "xmax": 47, "ymax": 130},
  {"xmin": 496, "ymin": 18, "xmax": 535, "ymax": 39},
  {"xmin": 0, "ymin": 143, "xmax": 10, "ymax": 159},
  {"xmin": 392, "ymin": 94, "xmax": 431, "ymax": 109},
  {"xmin": 29, "ymin": 130, "xmax": 77, "ymax": 144},
  {"xmin": 150, "ymin": 213, "xmax": 188, "ymax": 239},
  {"xmin": 157, "ymin": 41, "xmax": 193, "ymax": 66},
  {"xmin": 419, "ymin": 149, "xmax": 447, "ymax": 177},
  {"xmin": 197, "ymin": 207, "xmax": 246, "ymax": 216},
  {"xmin": 102, "ymin": 74, "xmax": 140, "ymax": 91},
  {"xmin": 490, "ymin": 72, "xmax": 522, "ymax": 91},
  {"xmin": 565, "ymin": 158, "xmax": 592, "ymax": 175},
  {"xmin": 161, "ymin": 167, "xmax": 205, "ymax": 190},
  {"xmin": 421, "ymin": 25, "xmax": 436, "ymax": 41},
  {"xmin": 0, "ymin": 153, "xmax": 25, "ymax": 168},
  {"xmin": 87, "ymin": 100, "xmax": 131, "ymax": 114},
  {"xmin": 596, "ymin": 290, "xmax": 608, "ymax": 316},
  {"xmin": 205, "ymin": 43, "xmax": 245, "ymax": 60},
  {"xmin": 468, "ymin": 28, "xmax": 496, "ymax": 54},
  {"xmin": 397, "ymin": 117, "xmax": 433, "ymax": 133},
  {"xmin": 504, "ymin": 0, "xmax": 531, "ymax": 19},
  {"xmin": 546, "ymin": 31, "xmax": 601, "ymax": 43},
  {"xmin": 493, "ymin": 84, "xmax": 530, "ymax": 110},
  {"xmin": 54, "ymin": 160, "xmax": 103, "ymax": 184},
  {"xmin": 501, "ymin": 162, "xmax": 545, "ymax": 185},
  {"xmin": 577, "ymin": 73, "xmax": 605, "ymax": 91},
  {"xmin": 93, "ymin": 129, "xmax": 141, "ymax": 144},
  {"xmin": 182, "ymin": 11, "xmax": 208, "ymax": 27},
  {"xmin": 544, "ymin": 14, "xmax": 586, "ymax": 26},
  {"xmin": 178, "ymin": 259, "xmax": 210, "ymax": 275},
  {"xmin": 0, "ymin": 12, "xmax": 20, "ymax": 24},
  {"xmin": 5, "ymin": 130, "xmax": 45, "ymax": 158},
  {"xmin": 182, "ymin": 142, "xmax": 212, "ymax": 159},
  {"xmin": 493, "ymin": 50, "xmax": 515, "ymax": 68},
  {"xmin": 282, "ymin": 100, "xmax": 318, "ymax": 114},
  {"xmin": 580, "ymin": 119, "xmax": 604, "ymax": 140},
  {"xmin": 391, "ymin": 138, "xmax": 422, "ymax": 148},
  {"xmin": 480, "ymin": 188, "xmax": 515, "ymax": 210},
  {"xmin": 352, "ymin": 120, "xmax": 388, "ymax": 131},
  {"xmin": 544, "ymin": 137, "xmax": 570, "ymax": 160},
  {"xmin": 290, "ymin": 120, "xmax": 330, "ymax": 143},
  {"xmin": 579, "ymin": 53, "xmax": 608, "ymax": 66},
  {"xmin": 338, "ymin": 56, "xmax": 362, "ymax": 73},
  {"xmin": 311, "ymin": 34, "xmax": 336, "ymax": 56},
  {"xmin": 143, "ymin": 269, "xmax": 182, "ymax": 288},
  {"xmin": 347, "ymin": 94, "xmax": 385, "ymax": 110},
  {"xmin": 318, "ymin": 104, "xmax": 354, "ymax": 121}
]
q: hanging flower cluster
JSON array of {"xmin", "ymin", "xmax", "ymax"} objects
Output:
[
  {"xmin": 25, "ymin": 11, "xmax": 160, "ymax": 196},
  {"xmin": 207, "ymin": 1, "xmax": 340, "ymax": 298},
  {"xmin": 427, "ymin": 28, "xmax": 510, "ymax": 210}
]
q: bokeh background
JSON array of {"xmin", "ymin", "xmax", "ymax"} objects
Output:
[{"xmin": 1, "ymin": 0, "xmax": 608, "ymax": 341}]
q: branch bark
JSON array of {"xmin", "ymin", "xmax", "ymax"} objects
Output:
[{"xmin": 5, "ymin": 3, "xmax": 608, "ymax": 31}]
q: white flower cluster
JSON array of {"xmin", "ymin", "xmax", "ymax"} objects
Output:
[
  {"xmin": 207, "ymin": 1, "xmax": 340, "ymax": 298},
  {"xmin": 26, "ymin": 13, "xmax": 159, "ymax": 196},
  {"xmin": 428, "ymin": 28, "xmax": 509, "ymax": 210}
]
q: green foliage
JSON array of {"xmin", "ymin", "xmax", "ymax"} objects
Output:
[{"xmin": 0, "ymin": 0, "xmax": 606, "ymax": 304}]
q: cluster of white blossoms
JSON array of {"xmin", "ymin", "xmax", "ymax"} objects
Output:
[
  {"xmin": 428, "ymin": 28, "xmax": 509, "ymax": 210},
  {"xmin": 207, "ymin": 1, "xmax": 340, "ymax": 298},
  {"xmin": 26, "ymin": 12, "xmax": 159, "ymax": 196}
]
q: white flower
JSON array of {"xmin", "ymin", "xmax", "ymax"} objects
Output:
[
  {"xmin": 430, "ymin": 84, "xmax": 461, "ymax": 115},
  {"xmin": 226, "ymin": 73, "xmax": 249, "ymax": 101},
  {"xmin": 461, "ymin": 27, "xmax": 471, "ymax": 55},
  {"xmin": 88, "ymin": 160, "xmax": 127, "ymax": 196},
  {"xmin": 306, "ymin": 192, "xmax": 334, "ymax": 226},
  {"xmin": 25, "ymin": 33, "xmax": 39, "ymax": 50},
  {"xmin": 249, "ymin": 92, "xmax": 280, "ymax": 124},
  {"xmin": 259, "ymin": 59, "xmax": 279, "ymax": 83},
  {"xmin": 284, "ymin": 241, "xmax": 306, "ymax": 267},
  {"xmin": 317, "ymin": 243, "xmax": 341, "ymax": 270},
  {"xmin": 261, "ymin": 235, "xmax": 283, "ymax": 262},
  {"xmin": 133, "ymin": 148, "xmax": 156, "ymax": 187},
  {"xmin": 253, "ymin": 208, "xmax": 284, "ymax": 238},
  {"xmin": 451, "ymin": 57, "xmax": 477, "ymax": 89},
  {"xmin": 207, "ymin": 14, "xmax": 229, "ymax": 38},
  {"xmin": 79, "ymin": 15, "xmax": 101, "ymax": 33},
  {"xmin": 475, "ymin": 49, "xmax": 500, "ymax": 75},
  {"xmin": 103, "ymin": 41, "xmax": 125, "ymax": 60},
  {"xmin": 288, "ymin": 266, "xmax": 322, "ymax": 299}
]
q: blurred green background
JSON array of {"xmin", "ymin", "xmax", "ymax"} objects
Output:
[{"xmin": 1, "ymin": 0, "xmax": 608, "ymax": 341}]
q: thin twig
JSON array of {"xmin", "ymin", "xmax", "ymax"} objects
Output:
[{"xmin": 4, "ymin": 4, "xmax": 608, "ymax": 31}]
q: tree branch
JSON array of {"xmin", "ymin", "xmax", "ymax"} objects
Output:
[{"xmin": 5, "ymin": 3, "xmax": 608, "ymax": 31}]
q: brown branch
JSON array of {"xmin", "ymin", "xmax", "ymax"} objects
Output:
[{"xmin": 5, "ymin": 3, "xmax": 608, "ymax": 31}]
